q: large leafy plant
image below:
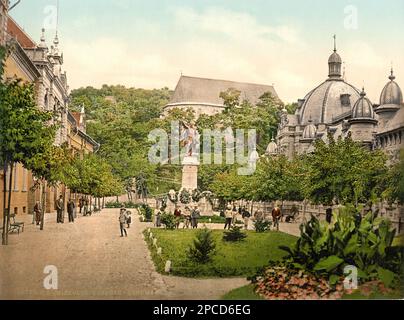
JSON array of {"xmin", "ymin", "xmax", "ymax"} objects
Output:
[{"xmin": 280, "ymin": 207, "xmax": 404, "ymax": 287}]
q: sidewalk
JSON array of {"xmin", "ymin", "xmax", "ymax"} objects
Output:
[{"xmin": 0, "ymin": 208, "xmax": 247, "ymax": 300}]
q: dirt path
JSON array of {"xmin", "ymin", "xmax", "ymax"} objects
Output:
[{"xmin": 0, "ymin": 209, "xmax": 247, "ymax": 300}]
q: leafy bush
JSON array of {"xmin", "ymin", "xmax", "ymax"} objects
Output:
[
  {"xmin": 180, "ymin": 189, "xmax": 191, "ymax": 204},
  {"xmin": 105, "ymin": 201, "xmax": 138, "ymax": 209},
  {"xmin": 140, "ymin": 203, "xmax": 153, "ymax": 222},
  {"xmin": 188, "ymin": 228, "xmax": 216, "ymax": 263},
  {"xmin": 223, "ymin": 226, "xmax": 248, "ymax": 242},
  {"xmin": 279, "ymin": 206, "xmax": 404, "ymax": 287},
  {"xmin": 254, "ymin": 219, "xmax": 272, "ymax": 233},
  {"xmin": 160, "ymin": 213, "xmax": 177, "ymax": 230}
]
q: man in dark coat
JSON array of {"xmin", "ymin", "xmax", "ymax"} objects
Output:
[
  {"xmin": 56, "ymin": 195, "xmax": 64, "ymax": 223},
  {"xmin": 67, "ymin": 198, "xmax": 75, "ymax": 223}
]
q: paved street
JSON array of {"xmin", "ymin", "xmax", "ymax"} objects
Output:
[{"xmin": 0, "ymin": 209, "xmax": 248, "ymax": 300}]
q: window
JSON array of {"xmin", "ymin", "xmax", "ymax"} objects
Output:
[
  {"xmin": 22, "ymin": 168, "xmax": 27, "ymax": 192},
  {"xmin": 340, "ymin": 94, "xmax": 351, "ymax": 107}
]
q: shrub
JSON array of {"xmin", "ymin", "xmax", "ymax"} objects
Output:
[
  {"xmin": 279, "ymin": 206, "xmax": 404, "ymax": 287},
  {"xmin": 160, "ymin": 213, "xmax": 177, "ymax": 230},
  {"xmin": 105, "ymin": 201, "xmax": 121, "ymax": 208},
  {"xmin": 105, "ymin": 201, "xmax": 138, "ymax": 209},
  {"xmin": 180, "ymin": 189, "xmax": 191, "ymax": 204},
  {"xmin": 188, "ymin": 228, "xmax": 216, "ymax": 263},
  {"xmin": 254, "ymin": 219, "xmax": 272, "ymax": 233},
  {"xmin": 140, "ymin": 203, "xmax": 153, "ymax": 222},
  {"xmin": 223, "ymin": 226, "xmax": 247, "ymax": 242}
]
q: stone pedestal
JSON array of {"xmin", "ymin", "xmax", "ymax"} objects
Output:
[
  {"xmin": 181, "ymin": 165, "xmax": 198, "ymax": 191},
  {"xmin": 181, "ymin": 156, "xmax": 199, "ymax": 191}
]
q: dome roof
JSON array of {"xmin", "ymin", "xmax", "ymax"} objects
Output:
[
  {"xmin": 380, "ymin": 70, "xmax": 403, "ymax": 106},
  {"xmin": 328, "ymin": 51, "xmax": 342, "ymax": 64},
  {"xmin": 266, "ymin": 138, "xmax": 278, "ymax": 155},
  {"xmin": 351, "ymin": 89, "xmax": 376, "ymax": 120},
  {"xmin": 302, "ymin": 120, "xmax": 317, "ymax": 139},
  {"xmin": 298, "ymin": 80, "xmax": 361, "ymax": 125}
]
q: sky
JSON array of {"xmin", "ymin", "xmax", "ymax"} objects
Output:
[{"xmin": 9, "ymin": 0, "xmax": 404, "ymax": 103}]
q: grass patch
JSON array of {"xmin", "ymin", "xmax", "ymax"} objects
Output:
[
  {"xmin": 144, "ymin": 228, "xmax": 297, "ymax": 278},
  {"xmin": 222, "ymin": 285, "xmax": 263, "ymax": 300}
]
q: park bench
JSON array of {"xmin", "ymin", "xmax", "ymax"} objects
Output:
[{"xmin": 9, "ymin": 214, "xmax": 25, "ymax": 234}]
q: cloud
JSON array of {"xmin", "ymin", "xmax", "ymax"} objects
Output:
[
  {"xmin": 173, "ymin": 7, "xmax": 302, "ymax": 45},
  {"xmin": 60, "ymin": 6, "xmax": 403, "ymax": 104}
]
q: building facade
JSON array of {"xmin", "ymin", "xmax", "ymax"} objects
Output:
[
  {"xmin": 1, "ymin": 12, "xmax": 98, "ymax": 216},
  {"xmin": 164, "ymin": 75, "xmax": 280, "ymax": 118},
  {"xmin": 268, "ymin": 42, "xmax": 403, "ymax": 162}
]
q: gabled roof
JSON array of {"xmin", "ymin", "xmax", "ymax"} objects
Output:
[
  {"xmin": 167, "ymin": 75, "xmax": 279, "ymax": 107},
  {"xmin": 6, "ymin": 16, "xmax": 36, "ymax": 49}
]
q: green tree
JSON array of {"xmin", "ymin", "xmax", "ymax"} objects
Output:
[
  {"xmin": 383, "ymin": 150, "xmax": 404, "ymax": 204},
  {"xmin": 1, "ymin": 48, "xmax": 56, "ymax": 241},
  {"xmin": 305, "ymin": 134, "xmax": 388, "ymax": 206}
]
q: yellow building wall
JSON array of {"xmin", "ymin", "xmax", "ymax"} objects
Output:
[{"xmin": 0, "ymin": 56, "xmax": 34, "ymax": 218}]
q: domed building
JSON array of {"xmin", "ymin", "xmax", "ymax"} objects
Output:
[{"xmin": 274, "ymin": 39, "xmax": 403, "ymax": 162}]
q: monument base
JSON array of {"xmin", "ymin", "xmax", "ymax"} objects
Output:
[
  {"xmin": 181, "ymin": 165, "xmax": 198, "ymax": 191},
  {"xmin": 181, "ymin": 155, "xmax": 199, "ymax": 191}
]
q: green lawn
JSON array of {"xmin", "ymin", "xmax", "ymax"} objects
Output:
[
  {"xmin": 144, "ymin": 229, "xmax": 297, "ymax": 278},
  {"xmin": 222, "ymin": 285, "xmax": 263, "ymax": 300}
]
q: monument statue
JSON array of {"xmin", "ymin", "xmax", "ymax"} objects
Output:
[
  {"xmin": 179, "ymin": 121, "xmax": 200, "ymax": 190},
  {"xmin": 180, "ymin": 121, "xmax": 200, "ymax": 158}
]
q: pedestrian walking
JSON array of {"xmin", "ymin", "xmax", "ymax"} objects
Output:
[
  {"xmin": 67, "ymin": 198, "xmax": 75, "ymax": 223},
  {"xmin": 174, "ymin": 206, "xmax": 182, "ymax": 229},
  {"xmin": 242, "ymin": 207, "xmax": 251, "ymax": 230},
  {"xmin": 34, "ymin": 201, "xmax": 41, "ymax": 226},
  {"xmin": 272, "ymin": 204, "xmax": 282, "ymax": 231},
  {"xmin": 224, "ymin": 205, "xmax": 233, "ymax": 230},
  {"xmin": 119, "ymin": 207, "xmax": 129, "ymax": 237},
  {"xmin": 155, "ymin": 208, "xmax": 162, "ymax": 227},
  {"xmin": 79, "ymin": 198, "xmax": 84, "ymax": 214},
  {"xmin": 232, "ymin": 205, "xmax": 238, "ymax": 225},
  {"xmin": 56, "ymin": 195, "xmax": 64, "ymax": 223},
  {"xmin": 126, "ymin": 211, "xmax": 132, "ymax": 228},
  {"xmin": 191, "ymin": 205, "xmax": 200, "ymax": 229},
  {"xmin": 83, "ymin": 199, "xmax": 89, "ymax": 216},
  {"xmin": 183, "ymin": 207, "xmax": 191, "ymax": 229}
]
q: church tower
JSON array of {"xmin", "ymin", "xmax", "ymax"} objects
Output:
[
  {"xmin": 375, "ymin": 68, "xmax": 403, "ymax": 127},
  {"xmin": 349, "ymin": 88, "xmax": 378, "ymax": 148}
]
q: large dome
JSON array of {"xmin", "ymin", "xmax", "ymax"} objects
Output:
[
  {"xmin": 380, "ymin": 70, "xmax": 403, "ymax": 106},
  {"xmin": 298, "ymin": 80, "xmax": 361, "ymax": 125}
]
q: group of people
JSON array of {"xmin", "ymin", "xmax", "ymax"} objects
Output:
[
  {"xmin": 224, "ymin": 205, "xmax": 251, "ymax": 230},
  {"xmin": 33, "ymin": 196, "xmax": 93, "ymax": 226},
  {"xmin": 119, "ymin": 206, "xmax": 132, "ymax": 237},
  {"xmin": 223, "ymin": 204, "xmax": 283, "ymax": 231},
  {"xmin": 155, "ymin": 205, "xmax": 201, "ymax": 229}
]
